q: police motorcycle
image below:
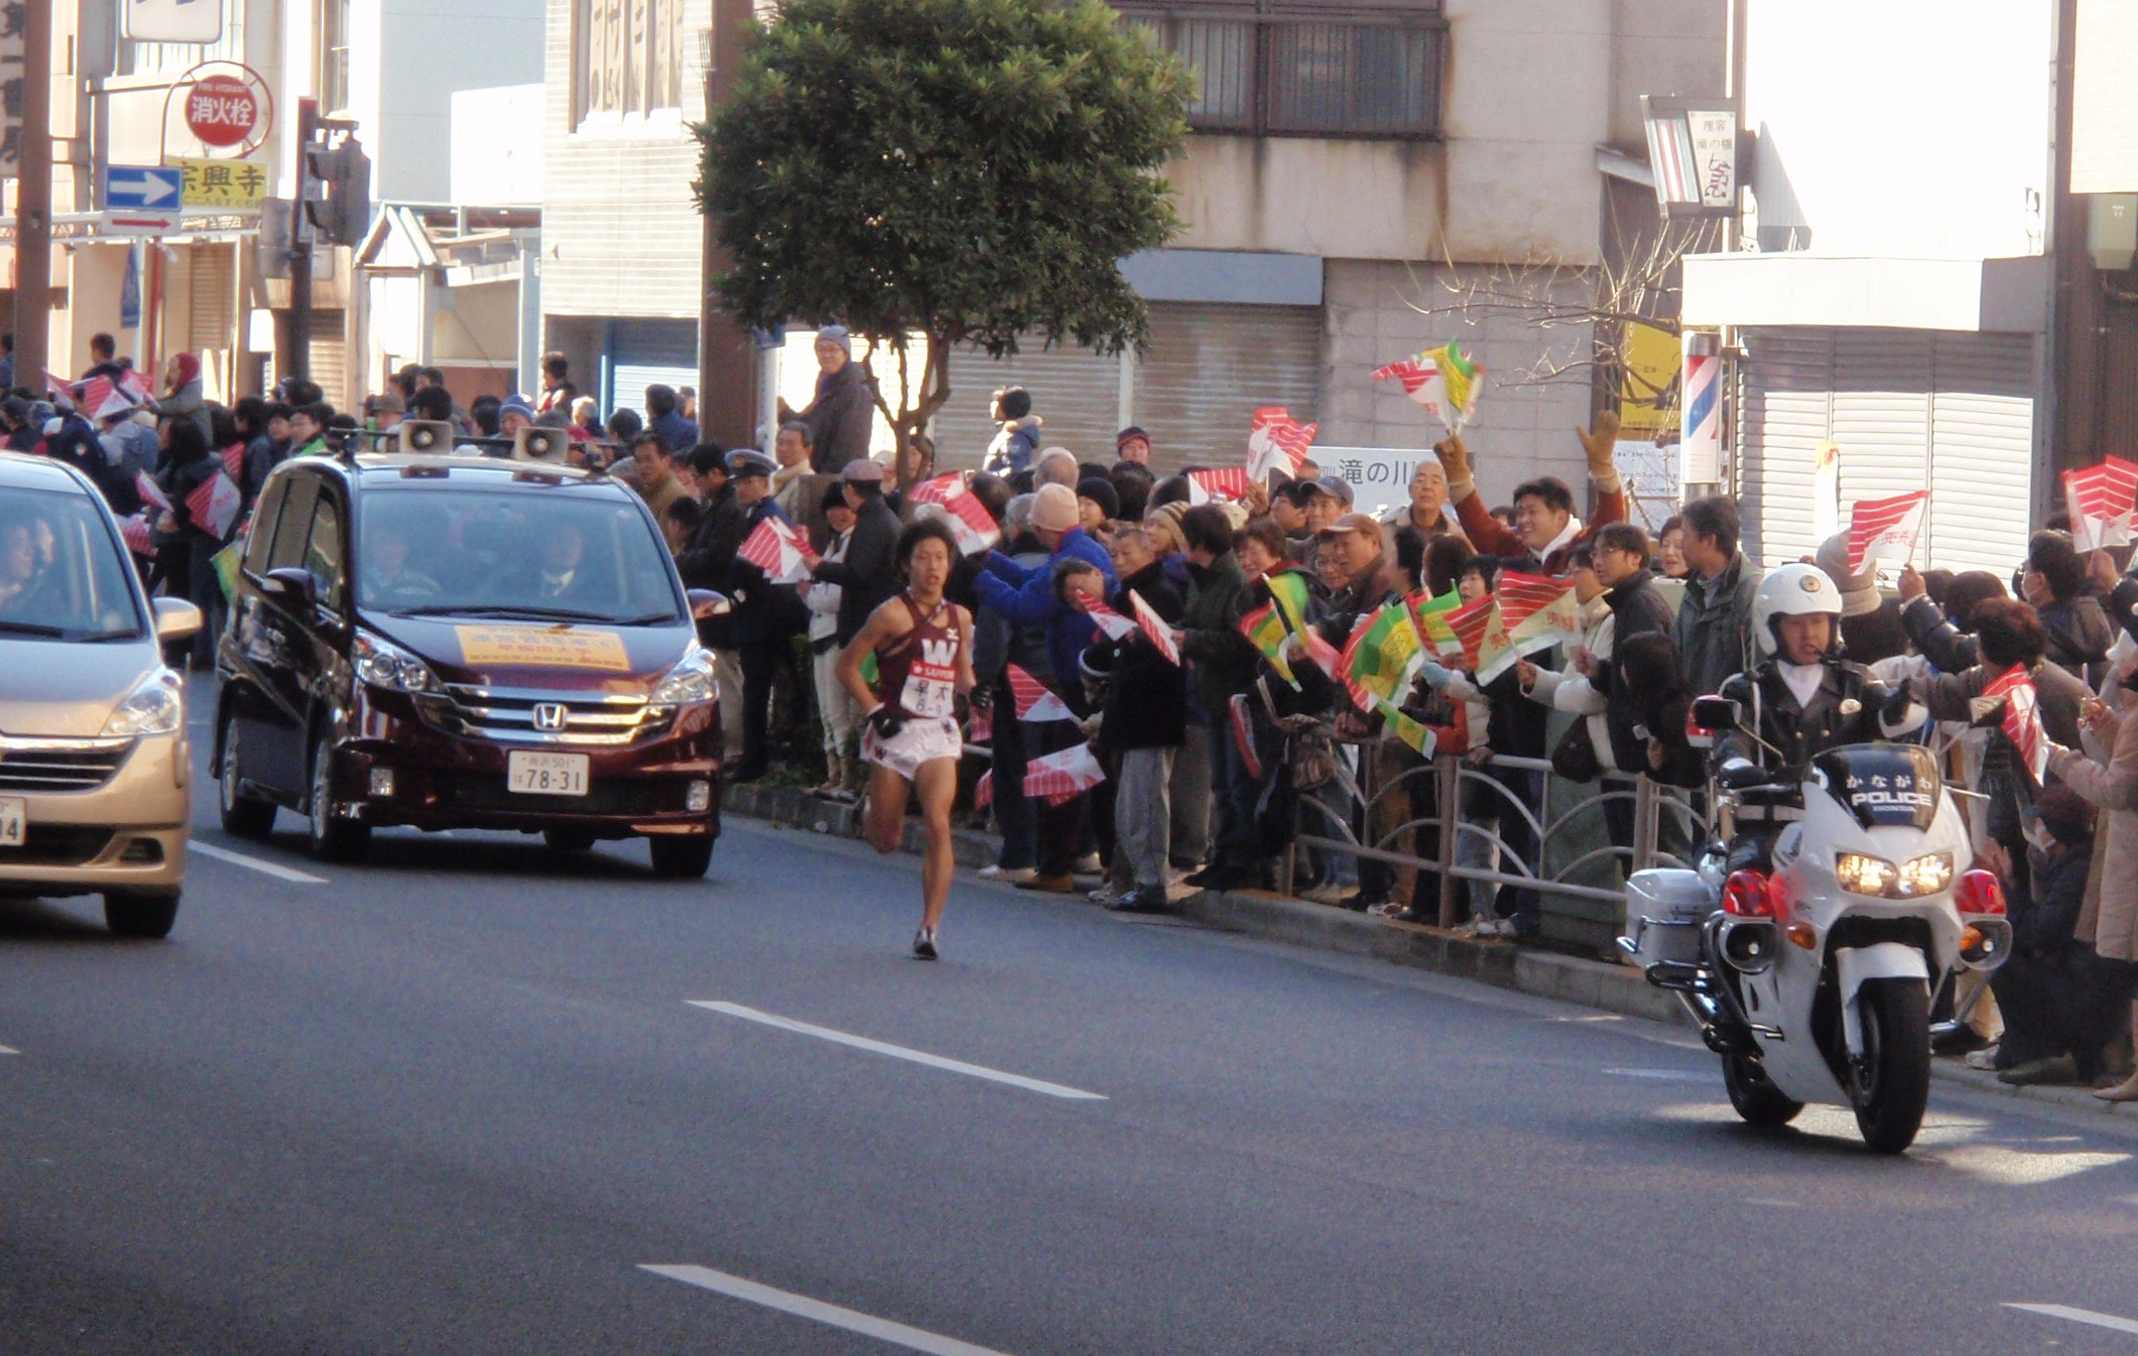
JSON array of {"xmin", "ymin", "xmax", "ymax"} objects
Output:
[{"xmin": 1618, "ymin": 566, "xmax": 2012, "ymax": 1153}]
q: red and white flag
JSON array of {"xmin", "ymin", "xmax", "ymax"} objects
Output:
[
  {"xmin": 76, "ymin": 376, "xmax": 136, "ymax": 421},
  {"xmin": 115, "ymin": 368, "xmax": 151, "ymax": 404},
  {"xmin": 909, "ymin": 473, "xmax": 1001, "ymax": 554},
  {"xmin": 737, "ymin": 515, "xmax": 818, "ymax": 584},
  {"xmin": 2062, "ymin": 456, "xmax": 2138, "ymax": 551},
  {"xmin": 1227, "ymin": 693, "xmax": 1265, "ymax": 780},
  {"xmin": 44, "ymin": 371, "xmax": 71, "ymax": 402},
  {"xmin": 1023, "ymin": 742, "xmax": 1106, "ymax": 800},
  {"xmin": 1081, "ymin": 593, "xmax": 1139, "ymax": 642},
  {"xmin": 134, "ymin": 469, "xmax": 172, "ymax": 512},
  {"xmin": 1128, "ymin": 589, "xmax": 1181, "ymax": 666},
  {"xmin": 119, "ymin": 512, "xmax": 154, "ymax": 557},
  {"xmin": 973, "ymin": 769, "xmax": 993, "ymax": 812},
  {"xmin": 222, "ymin": 443, "xmax": 247, "ymax": 479},
  {"xmin": 1006, "ymin": 663, "xmax": 1074, "ymax": 722},
  {"xmin": 1846, "ymin": 490, "xmax": 1930, "ymax": 572},
  {"xmin": 187, "ymin": 470, "xmax": 243, "ymax": 539},
  {"xmin": 1980, "ymin": 663, "xmax": 2050, "ymax": 782},
  {"xmin": 1188, "ymin": 466, "xmax": 1254, "ymax": 502},
  {"xmin": 1494, "ymin": 571, "xmax": 1582, "ymax": 656},
  {"xmin": 1247, "ymin": 407, "xmax": 1318, "ymax": 481}
]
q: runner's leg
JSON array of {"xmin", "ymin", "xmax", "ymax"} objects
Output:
[
  {"xmin": 913, "ymin": 757, "xmax": 957, "ymax": 931},
  {"xmin": 864, "ymin": 764, "xmax": 911, "ymax": 855}
]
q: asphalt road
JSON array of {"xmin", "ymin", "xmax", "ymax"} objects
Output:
[{"xmin": 3, "ymin": 682, "xmax": 2137, "ymax": 1354}]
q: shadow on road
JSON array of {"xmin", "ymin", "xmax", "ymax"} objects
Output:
[
  {"xmin": 254, "ymin": 828, "xmax": 694, "ymax": 882},
  {"xmin": 0, "ymin": 896, "xmax": 133, "ymax": 944}
]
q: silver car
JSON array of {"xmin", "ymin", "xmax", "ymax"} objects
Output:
[{"xmin": 0, "ymin": 452, "xmax": 202, "ymax": 937}]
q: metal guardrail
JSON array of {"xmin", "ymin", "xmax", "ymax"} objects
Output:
[{"xmin": 1286, "ymin": 747, "xmax": 1712, "ymax": 928}]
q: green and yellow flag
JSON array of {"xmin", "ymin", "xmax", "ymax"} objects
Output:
[
  {"xmin": 1262, "ymin": 569, "xmax": 1313, "ymax": 638},
  {"xmin": 1375, "ymin": 698, "xmax": 1438, "ymax": 758},
  {"xmin": 1340, "ymin": 602, "xmax": 1422, "ymax": 711},
  {"xmin": 1238, "ymin": 602, "xmax": 1299, "ymax": 689},
  {"xmin": 1406, "ymin": 587, "xmax": 1464, "ymax": 659}
]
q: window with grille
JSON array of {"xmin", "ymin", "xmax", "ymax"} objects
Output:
[
  {"xmin": 573, "ymin": 0, "xmax": 685, "ymax": 126},
  {"xmin": 116, "ymin": 0, "xmax": 245, "ymax": 76},
  {"xmin": 1117, "ymin": 2, "xmax": 1444, "ymax": 139},
  {"xmin": 320, "ymin": 0, "xmax": 352, "ymax": 113}
]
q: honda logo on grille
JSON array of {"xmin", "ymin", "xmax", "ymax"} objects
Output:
[{"xmin": 531, "ymin": 703, "xmax": 569, "ymax": 732}]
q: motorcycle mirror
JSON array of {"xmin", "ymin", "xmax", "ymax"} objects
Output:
[{"xmin": 1691, "ymin": 695, "xmax": 1741, "ymax": 731}]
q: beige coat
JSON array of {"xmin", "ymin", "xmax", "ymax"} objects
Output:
[{"xmin": 2051, "ymin": 705, "xmax": 2138, "ymax": 961}]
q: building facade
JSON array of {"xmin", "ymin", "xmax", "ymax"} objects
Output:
[
  {"xmin": 541, "ymin": 0, "xmax": 1724, "ymax": 495},
  {"xmin": 1681, "ymin": 0, "xmax": 2135, "ymax": 576},
  {"xmin": 2, "ymin": 0, "xmax": 541, "ymax": 413}
]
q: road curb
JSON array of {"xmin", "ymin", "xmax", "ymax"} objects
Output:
[{"xmin": 723, "ymin": 784, "xmax": 2136, "ymax": 1123}]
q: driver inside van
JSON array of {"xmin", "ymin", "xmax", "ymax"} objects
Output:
[
  {"xmin": 0, "ymin": 513, "xmax": 40, "ymax": 613},
  {"xmin": 363, "ymin": 519, "xmax": 442, "ymax": 608},
  {"xmin": 1713, "ymin": 563, "xmax": 1927, "ymax": 867}
]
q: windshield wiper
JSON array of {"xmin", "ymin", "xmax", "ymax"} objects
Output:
[
  {"xmin": 389, "ymin": 604, "xmax": 620, "ymax": 623},
  {"xmin": 77, "ymin": 629, "xmax": 146, "ymax": 642},
  {"xmin": 0, "ymin": 620, "xmax": 68, "ymax": 638}
]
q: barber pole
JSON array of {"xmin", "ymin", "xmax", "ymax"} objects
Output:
[{"xmin": 1680, "ymin": 344, "xmax": 1721, "ymax": 482}]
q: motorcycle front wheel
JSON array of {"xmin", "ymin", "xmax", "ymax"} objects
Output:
[
  {"xmin": 1723, "ymin": 1054, "xmax": 1803, "ymax": 1127},
  {"xmin": 1850, "ymin": 978, "xmax": 1932, "ymax": 1154}
]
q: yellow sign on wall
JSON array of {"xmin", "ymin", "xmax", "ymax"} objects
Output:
[
  {"xmin": 173, "ymin": 156, "xmax": 269, "ymax": 211},
  {"xmin": 1618, "ymin": 322, "xmax": 1682, "ymax": 440}
]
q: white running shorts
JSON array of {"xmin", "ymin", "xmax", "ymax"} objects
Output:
[{"xmin": 860, "ymin": 714, "xmax": 962, "ymax": 781}]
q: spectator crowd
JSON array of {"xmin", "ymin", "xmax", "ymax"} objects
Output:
[{"xmin": 12, "ymin": 323, "xmax": 2138, "ymax": 1102}]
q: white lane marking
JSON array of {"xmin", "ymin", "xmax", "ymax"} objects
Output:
[
  {"xmin": 2004, "ymin": 1303, "xmax": 2138, "ymax": 1337},
  {"xmin": 0, "ymin": 1044, "xmax": 18, "ymax": 1055},
  {"xmin": 641, "ymin": 1265, "xmax": 1013, "ymax": 1356},
  {"xmin": 1602, "ymin": 1067, "xmax": 1710, "ymax": 1083},
  {"xmin": 188, "ymin": 840, "xmax": 329, "ymax": 885},
  {"xmin": 688, "ymin": 1001, "xmax": 1106, "ymax": 1102}
]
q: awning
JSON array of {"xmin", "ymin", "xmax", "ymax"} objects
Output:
[{"xmin": 1681, "ymin": 252, "xmax": 2047, "ymax": 334}]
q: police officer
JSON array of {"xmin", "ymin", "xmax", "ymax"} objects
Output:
[
  {"xmin": 722, "ymin": 449, "xmax": 809, "ymax": 783},
  {"xmin": 1714, "ymin": 563, "xmax": 1925, "ymax": 867}
]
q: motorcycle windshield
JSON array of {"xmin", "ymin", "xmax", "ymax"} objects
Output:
[{"xmin": 1810, "ymin": 744, "xmax": 1941, "ymax": 831}]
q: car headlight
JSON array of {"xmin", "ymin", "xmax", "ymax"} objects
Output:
[
  {"xmin": 353, "ymin": 632, "xmax": 441, "ymax": 694},
  {"xmin": 1835, "ymin": 851, "xmax": 1952, "ymax": 899},
  {"xmin": 1895, "ymin": 852, "xmax": 1953, "ymax": 898},
  {"xmin": 103, "ymin": 667, "xmax": 184, "ymax": 737},
  {"xmin": 652, "ymin": 644, "xmax": 719, "ymax": 706},
  {"xmin": 1834, "ymin": 852, "xmax": 1898, "ymax": 898}
]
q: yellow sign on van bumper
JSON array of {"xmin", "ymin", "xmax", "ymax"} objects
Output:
[{"xmin": 455, "ymin": 625, "xmax": 631, "ymax": 672}]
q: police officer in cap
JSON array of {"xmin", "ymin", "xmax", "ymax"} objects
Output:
[{"xmin": 724, "ymin": 447, "xmax": 809, "ymax": 781}]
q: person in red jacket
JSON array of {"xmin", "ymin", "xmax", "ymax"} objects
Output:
[{"xmin": 1433, "ymin": 411, "xmax": 1627, "ymax": 573}]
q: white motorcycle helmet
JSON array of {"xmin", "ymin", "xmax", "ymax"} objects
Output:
[{"xmin": 1751, "ymin": 562, "xmax": 1844, "ymax": 658}]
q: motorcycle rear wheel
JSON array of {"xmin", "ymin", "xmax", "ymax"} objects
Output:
[
  {"xmin": 1850, "ymin": 978, "xmax": 1932, "ymax": 1154},
  {"xmin": 1723, "ymin": 1054, "xmax": 1803, "ymax": 1127}
]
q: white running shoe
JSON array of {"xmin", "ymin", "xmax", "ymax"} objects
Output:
[
  {"xmin": 979, "ymin": 865, "xmax": 1036, "ymax": 883},
  {"xmin": 913, "ymin": 928, "xmax": 938, "ymax": 960},
  {"xmin": 1073, "ymin": 852, "xmax": 1103, "ymax": 873}
]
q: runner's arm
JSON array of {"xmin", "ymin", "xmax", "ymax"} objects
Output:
[{"xmin": 837, "ymin": 602, "xmax": 898, "ymax": 715}]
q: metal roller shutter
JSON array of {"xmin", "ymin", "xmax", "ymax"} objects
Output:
[
  {"xmin": 188, "ymin": 244, "xmax": 235, "ymax": 354},
  {"xmin": 1830, "ymin": 330, "xmax": 1932, "ymax": 509},
  {"xmin": 1928, "ymin": 333, "xmax": 2035, "ymax": 576},
  {"xmin": 307, "ymin": 309, "xmax": 347, "ymax": 409},
  {"xmin": 1737, "ymin": 328, "xmax": 1832, "ymax": 567},
  {"xmin": 1134, "ymin": 302, "xmax": 1321, "ymax": 476},
  {"xmin": 608, "ymin": 319, "xmax": 697, "ymax": 422},
  {"xmin": 935, "ymin": 341, "xmax": 1123, "ymax": 471}
]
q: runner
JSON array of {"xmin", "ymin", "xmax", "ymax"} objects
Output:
[{"xmin": 837, "ymin": 518, "xmax": 976, "ymax": 959}]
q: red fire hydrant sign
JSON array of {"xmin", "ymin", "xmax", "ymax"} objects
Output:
[{"xmin": 186, "ymin": 75, "xmax": 260, "ymax": 148}]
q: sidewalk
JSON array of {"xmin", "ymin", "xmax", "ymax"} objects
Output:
[{"xmin": 723, "ymin": 784, "xmax": 2137, "ymax": 1127}]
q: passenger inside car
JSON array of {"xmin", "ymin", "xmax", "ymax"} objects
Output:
[{"xmin": 364, "ymin": 519, "xmax": 443, "ymax": 607}]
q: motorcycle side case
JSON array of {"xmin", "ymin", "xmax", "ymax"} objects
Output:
[{"xmin": 1623, "ymin": 868, "xmax": 1713, "ymax": 969}]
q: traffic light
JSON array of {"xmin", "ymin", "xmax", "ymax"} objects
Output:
[{"xmin": 303, "ymin": 136, "xmax": 371, "ymax": 248}]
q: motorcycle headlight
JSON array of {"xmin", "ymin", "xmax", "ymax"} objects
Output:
[
  {"xmin": 102, "ymin": 667, "xmax": 184, "ymax": 737},
  {"xmin": 651, "ymin": 644, "xmax": 718, "ymax": 706},
  {"xmin": 1895, "ymin": 851, "xmax": 1954, "ymax": 898},
  {"xmin": 353, "ymin": 632, "xmax": 441, "ymax": 694},
  {"xmin": 1834, "ymin": 852, "xmax": 1898, "ymax": 898}
]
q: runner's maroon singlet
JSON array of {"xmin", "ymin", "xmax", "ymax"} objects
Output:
[{"xmin": 872, "ymin": 593, "xmax": 961, "ymax": 720}]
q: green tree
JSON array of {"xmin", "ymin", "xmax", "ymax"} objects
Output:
[{"xmin": 695, "ymin": 0, "xmax": 1189, "ymax": 481}]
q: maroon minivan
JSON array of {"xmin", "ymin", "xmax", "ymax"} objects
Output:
[{"xmin": 213, "ymin": 452, "xmax": 723, "ymax": 876}]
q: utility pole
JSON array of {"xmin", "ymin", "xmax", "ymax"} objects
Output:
[
  {"xmin": 277, "ymin": 98, "xmax": 318, "ymax": 385},
  {"xmin": 12, "ymin": 0, "xmax": 52, "ymax": 394}
]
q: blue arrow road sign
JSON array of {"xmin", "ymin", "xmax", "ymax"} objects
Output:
[{"xmin": 106, "ymin": 165, "xmax": 185, "ymax": 211}]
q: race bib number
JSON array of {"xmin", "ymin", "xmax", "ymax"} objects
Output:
[{"xmin": 901, "ymin": 634, "xmax": 959, "ymax": 719}]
